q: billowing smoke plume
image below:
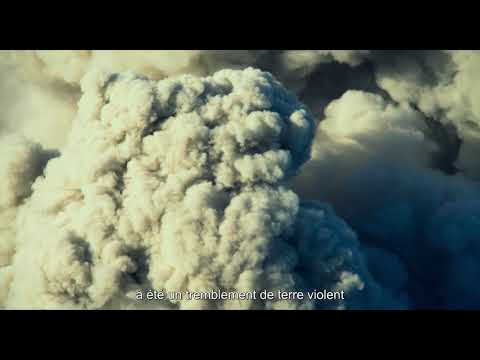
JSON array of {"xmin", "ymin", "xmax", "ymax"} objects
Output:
[
  {"xmin": 0, "ymin": 135, "xmax": 57, "ymax": 304},
  {"xmin": 372, "ymin": 50, "xmax": 480, "ymax": 179},
  {"xmin": 2, "ymin": 67, "xmax": 392, "ymax": 309},
  {"xmin": 292, "ymin": 87, "xmax": 480, "ymax": 309},
  {"xmin": 0, "ymin": 50, "xmax": 372, "ymax": 147},
  {"xmin": 2, "ymin": 50, "xmax": 480, "ymax": 309}
]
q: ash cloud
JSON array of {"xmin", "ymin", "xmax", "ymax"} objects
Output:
[
  {"xmin": 1, "ymin": 50, "xmax": 480, "ymax": 309},
  {"xmin": 2, "ymin": 67, "xmax": 387, "ymax": 309}
]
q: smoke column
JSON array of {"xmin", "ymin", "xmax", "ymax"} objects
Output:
[{"xmin": 1, "ymin": 50, "xmax": 480, "ymax": 309}]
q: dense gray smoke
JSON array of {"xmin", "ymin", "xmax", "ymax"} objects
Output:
[
  {"xmin": 291, "ymin": 54, "xmax": 480, "ymax": 308},
  {"xmin": 1, "ymin": 50, "xmax": 480, "ymax": 309}
]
